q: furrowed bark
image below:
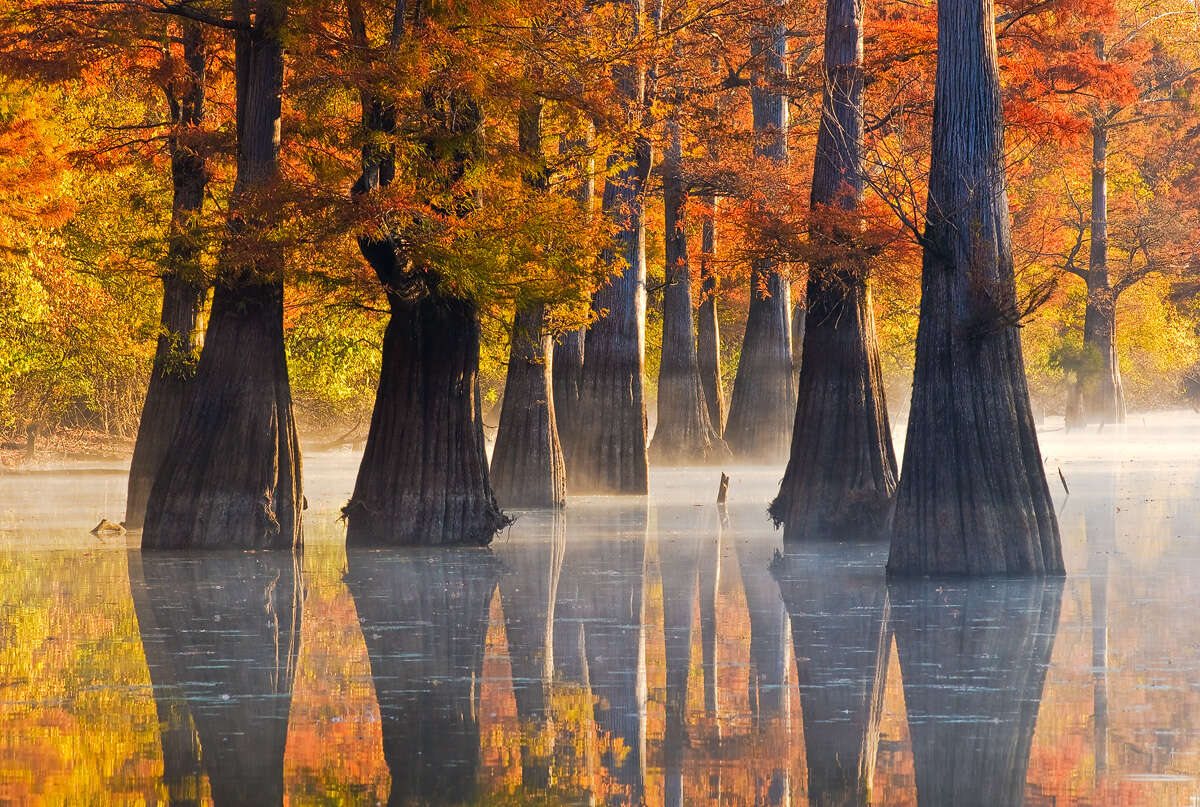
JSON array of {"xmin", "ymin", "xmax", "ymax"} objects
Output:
[
  {"xmin": 650, "ymin": 118, "xmax": 729, "ymax": 465},
  {"xmin": 890, "ymin": 578, "xmax": 1062, "ymax": 807},
  {"xmin": 490, "ymin": 100, "xmax": 566, "ymax": 508},
  {"xmin": 770, "ymin": 0, "xmax": 897, "ymax": 541},
  {"xmin": 887, "ymin": 0, "xmax": 1063, "ymax": 576},
  {"xmin": 345, "ymin": 282, "xmax": 507, "ymax": 546},
  {"xmin": 696, "ymin": 196, "xmax": 726, "ymax": 433},
  {"xmin": 142, "ymin": 0, "xmax": 301, "ymax": 551},
  {"xmin": 126, "ymin": 22, "xmax": 208, "ymax": 530},
  {"xmin": 491, "ymin": 301, "xmax": 567, "ymax": 508},
  {"xmin": 724, "ymin": 19, "xmax": 795, "ymax": 463},
  {"xmin": 344, "ymin": 9, "xmax": 505, "ymax": 544},
  {"xmin": 568, "ymin": 0, "xmax": 651, "ymax": 494}
]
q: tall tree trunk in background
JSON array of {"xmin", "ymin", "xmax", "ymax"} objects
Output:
[
  {"xmin": 1078, "ymin": 111, "xmax": 1126, "ymax": 424},
  {"xmin": 492, "ymin": 299, "xmax": 567, "ymax": 507},
  {"xmin": 770, "ymin": 0, "xmax": 897, "ymax": 541},
  {"xmin": 491, "ymin": 101, "xmax": 567, "ymax": 508},
  {"xmin": 696, "ymin": 195, "xmax": 725, "ymax": 432},
  {"xmin": 553, "ymin": 126, "xmax": 593, "ymax": 460},
  {"xmin": 889, "ymin": 578, "xmax": 1062, "ymax": 807},
  {"xmin": 887, "ymin": 0, "xmax": 1062, "ymax": 576},
  {"xmin": 143, "ymin": 1, "xmax": 302, "ymax": 550},
  {"xmin": 568, "ymin": 0, "xmax": 651, "ymax": 494},
  {"xmin": 126, "ymin": 22, "xmax": 208, "ymax": 530},
  {"xmin": 724, "ymin": 19, "xmax": 795, "ymax": 463},
  {"xmin": 343, "ymin": 7, "xmax": 505, "ymax": 545},
  {"xmin": 650, "ymin": 119, "xmax": 728, "ymax": 464}
]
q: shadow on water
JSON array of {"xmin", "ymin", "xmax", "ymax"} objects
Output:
[{"xmin": 128, "ymin": 550, "xmax": 302, "ymax": 806}]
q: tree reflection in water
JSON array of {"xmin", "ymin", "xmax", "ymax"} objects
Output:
[
  {"xmin": 889, "ymin": 576, "xmax": 1063, "ymax": 807},
  {"xmin": 345, "ymin": 546, "xmax": 498, "ymax": 806},
  {"xmin": 774, "ymin": 545, "xmax": 890, "ymax": 807},
  {"xmin": 128, "ymin": 550, "xmax": 303, "ymax": 807}
]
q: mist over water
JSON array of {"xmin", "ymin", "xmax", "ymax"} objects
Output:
[{"xmin": 3, "ymin": 411, "xmax": 1200, "ymax": 803}]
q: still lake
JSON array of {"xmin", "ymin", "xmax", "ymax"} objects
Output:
[{"xmin": 2, "ymin": 413, "xmax": 1200, "ymax": 805}]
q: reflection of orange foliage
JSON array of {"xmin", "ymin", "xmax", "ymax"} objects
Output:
[{"xmin": 284, "ymin": 544, "xmax": 388, "ymax": 805}]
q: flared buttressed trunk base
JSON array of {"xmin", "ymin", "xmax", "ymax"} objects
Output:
[
  {"xmin": 887, "ymin": 0, "xmax": 1061, "ymax": 577},
  {"xmin": 345, "ymin": 286, "xmax": 508, "ymax": 546},
  {"xmin": 142, "ymin": 280, "xmax": 301, "ymax": 550},
  {"xmin": 491, "ymin": 302, "xmax": 567, "ymax": 508},
  {"xmin": 771, "ymin": 278, "xmax": 897, "ymax": 541},
  {"xmin": 724, "ymin": 266, "xmax": 796, "ymax": 463}
]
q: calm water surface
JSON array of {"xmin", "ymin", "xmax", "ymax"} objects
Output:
[{"xmin": 3, "ymin": 414, "xmax": 1200, "ymax": 805}]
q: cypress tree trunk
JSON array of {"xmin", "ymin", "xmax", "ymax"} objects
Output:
[
  {"xmin": 1077, "ymin": 117, "xmax": 1126, "ymax": 424},
  {"xmin": 553, "ymin": 127, "xmax": 594, "ymax": 460},
  {"xmin": 129, "ymin": 550, "xmax": 303, "ymax": 806},
  {"xmin": 343, "ymin": 9, "xmax": 505, "ymax": 544},
  {"xmin": 889, "ymin": 578, "xmax": 1062, "ymax": 807},
  {"xmin": 345, "ymin": 548, "xmax": 498, "ymax": 805},
  {"xmin": 143, "ymin": 1, "xmax": 301, "ymax": 550},
  {"xmin": 696, "ymin": 196, "xmax": 726, "ymax": 433},
  {"xmin": 887, "ymin": 0, "xmax": 1063, "ymax": 576},
  {"xmin": 770, "ymin": 0, "xmax": 897, "ymax": 541},
  {"xmin": 345, "ymin": 283, "xmax": 507, "ymax": 545},
  {"xmin": 650, "ymin": 120, "xmax": 729, "ymax": 464},
  {"xmin": 126, "ymin": 23, "xmax": 208, "ymax": 530},
  {"xmin": 492, "ymin": 301, "xmax": 566, "ymax": 508},
  {"xmin": 724, "ymin": 21, "xmax": 796, "ymax": 463},
  {"xmin": 491, "ymin": 101, "xmax": 566, "ymax": 508},
  {"xmin": 774, "ymin": 550, "xmax": 890, "ymax": 807},
  {"xmin": 568, "ymin": 0, "xmax": 651, "ymax": 494}
]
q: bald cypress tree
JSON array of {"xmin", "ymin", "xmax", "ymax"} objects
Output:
[
  {"xmin": 566, "ymin": 0, "xmax": 651, "ymax": 494},
  {"xmin": 887, "ymin": 0, "xmax": 1063, "ymax": 576},
  {"xmin": 143, "ymin": 0, "xmax": 301, "ymax": 550},
  {"xmin": 723, "ymin": 16, "xmax": 795, "ymax": 463},
  {"xmin": 125, "ymin": 23, "xmax": 208, "ymax": 531},
  {"xmin": 770, "ymin": 0, "xmax": 896, "ymax": 541}
]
